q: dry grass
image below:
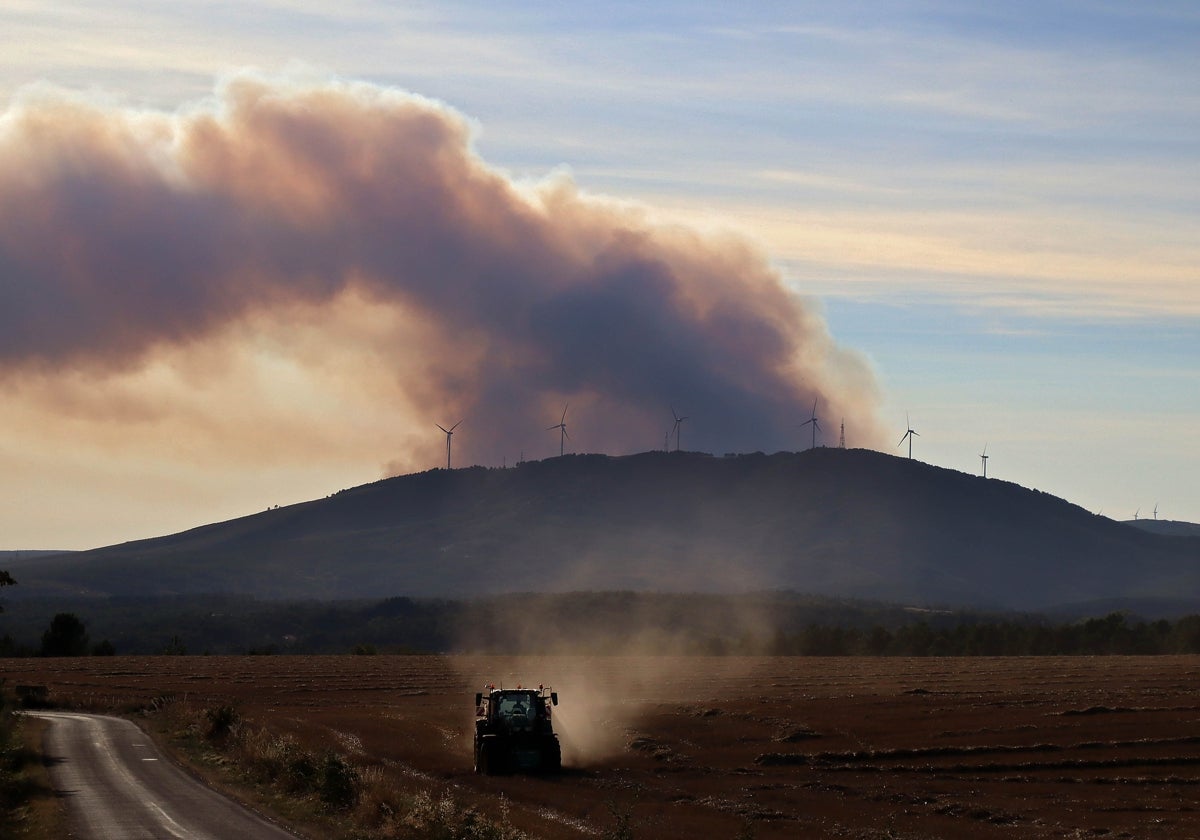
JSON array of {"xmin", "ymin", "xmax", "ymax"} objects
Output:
[
  {"xmin": 1, "ymin": 702, "xmax": 67, "ymax": 839},
  {"xmin": 137, "ymin": 696, "xmax": 527, "ymax": 840},
  {"xmin": 14, "ymin": 716, "xmax": 69, "ymax": 840}
]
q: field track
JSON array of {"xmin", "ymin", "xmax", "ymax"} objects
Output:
[{"xmin": 6, "ymin": 655, "xmax": 1200, "ymax": 838}]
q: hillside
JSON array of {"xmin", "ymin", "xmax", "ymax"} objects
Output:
[
  {"xmin": 1124, "ymin": 519, "xmax": 1200, "ymax": 538},
  {"xmin": 0, "ymin": 550, "xmax": 74, "ymax": 562},
  {"xmin": 8, "ymin": 449, "xmax": 1200, "ymax": 610}
]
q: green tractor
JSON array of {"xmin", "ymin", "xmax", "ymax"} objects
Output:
[{"xmin": 473, "ymin": 684, "xmax": 562, "ymax": 775}]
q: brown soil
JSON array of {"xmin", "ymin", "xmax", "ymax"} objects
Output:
[{"xmin": 6, "ymin": 655, "xmax": 1200, "ymax": 839}]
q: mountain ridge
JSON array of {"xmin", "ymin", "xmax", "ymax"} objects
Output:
[
  {"xmin": 8, "ymin": 448, "xmax": 1198, "ymax": 610},
  {"xmin": 1123, "ymin": 519, "xmax": 1200, "ymax": 538}
]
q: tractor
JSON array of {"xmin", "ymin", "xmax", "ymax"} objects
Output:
[{"xmin": 473, "ymin": 684, "xmax": 561, "ymax": 774}]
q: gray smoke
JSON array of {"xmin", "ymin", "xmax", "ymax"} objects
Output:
[{"xmin": 0, "ymin": 75, "xmax": 884, "ymax": 465}]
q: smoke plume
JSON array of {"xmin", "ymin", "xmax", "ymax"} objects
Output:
[{"xmin": 0, "ymin": 74, "xmax": 883, "ymax": 469}]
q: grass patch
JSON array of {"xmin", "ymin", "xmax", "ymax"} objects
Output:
[
  {"xmin": 138, "ymin": 697, "xmax": 526, "ymax": 840},
  {"xmin": 10, "ymin": 716, "xmax": 69, "ymax": 840},
  {"xmin": 0, "ymin": 682, "xmax": 67, "ymax": 840}
]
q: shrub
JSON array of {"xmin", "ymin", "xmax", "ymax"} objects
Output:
[
  {"xmin": 602, "ymin": 799, "xmax": 636, "ymax": 840},
  {"xmin": 205, "ymin": 705, "xmax": 239, "ymax": 741},
  {"xmin": 285, "ymin": 752, "xmax": 319, "ymax": 794},
  {"xmin": 318, "ymin": 752, "xmax": 360, "ymax": 811}
]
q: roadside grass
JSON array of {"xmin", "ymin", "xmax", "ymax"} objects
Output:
[
  {"xmin": 0, "ymin": 683, "xmax": 67, "ymax": 840},
  {"xmin": 135, "ymin": 696, "xmax": 527, "ymax": 840}
]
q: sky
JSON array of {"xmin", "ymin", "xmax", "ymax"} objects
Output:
[{"xmin": 0, "ymin": 1, "xmax": 1197, "ymax": 550}]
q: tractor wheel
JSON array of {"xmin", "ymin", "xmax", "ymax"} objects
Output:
[
  {"xmin": 478, "ymin": 742, "xmax": 494, "ymax": 775},
  {"xmin": 544, "ymin": 740, "xmax": 562, "ymax": 773}
]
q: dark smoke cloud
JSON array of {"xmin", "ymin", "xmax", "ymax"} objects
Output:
[{"xmin": 0, "ymin": 75, "xmax": 884, "ymax": 465}]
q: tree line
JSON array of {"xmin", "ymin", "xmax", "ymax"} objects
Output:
[
  {"xmin": 741, "ymin": 612, "xmax": 1200, "ymax": 657},
  {"xmin": 4, "ymin": 589, "xmax": 1200, "ymax": 657}
]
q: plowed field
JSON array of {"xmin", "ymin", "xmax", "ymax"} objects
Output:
[{"xmin": 7, "ymin": 656, "xmax": 1200, "ymax": 838}]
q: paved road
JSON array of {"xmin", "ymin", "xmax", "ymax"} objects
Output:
[{"xmin": 31, "ymin": 711, "xmax": 299, "ymax": 839}]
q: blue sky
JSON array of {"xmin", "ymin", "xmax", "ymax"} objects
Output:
[{"xmin": 0, "ymin": 1, "xmax": 1196, "ymax": 547}]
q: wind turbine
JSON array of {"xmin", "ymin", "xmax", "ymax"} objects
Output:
[
  {"xmin": 435, "ymin": 420, "xmax": 463, "ymax": 470},
  {"xmin": 980, "ymin": 443, "xmax": 989, "ymax": 478},
  {"xmin": 898, "ymin": 413, "xmax": 919, "ymax": 459},
  {"xmin": 671, "ymin": 407, "xmax": 689, "ymax": 452},
  {"xmin": 547, "ymin": 404, "xmax": 569, "ymax": 457},
  {"xmin": 1154, "ymin": 503, "xmax": 1159, "ymax": 521},
  {"xmin": 799, "ymin": 398, "xmax": 820, "ymax": 450}
]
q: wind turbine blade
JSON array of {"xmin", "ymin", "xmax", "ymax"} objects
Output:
[
  {"xmin": 897, "ymin": 432, "xmax": 908, "ymax": 447},
  {"xmin": 450, "ymin": 419, "xmax": 464, "ymax": 432},
  {"xmin": 911, "ymin": 430, "xmax": 920, "ymax": 437},
  {"xmin": 982, "ymin": 442, "xmax": 988, "ymax": 456},
  {"xmin": 546, "ymin": 424, "xmax": 559, "ymax": 431},
  {"xmin": 436, "ymin": 424, "xmax": 450, "ymax": 434},
  {"xmin": 561, "ymin": 404, "xmax": 569, "ymax": 424}
]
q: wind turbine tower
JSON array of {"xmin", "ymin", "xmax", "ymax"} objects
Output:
[
  {"xmin": 671, "ymin": 407, "xmax": 689, "ymax": 452},
  {"xmin": 839, "ymin": 418, "xmax": 845, "ymax": 449},
  {"xmin": 799, "ymin": 398, "xmax": 820, "ymax": 450},
  {"xmin": 435, "ymin": 420, "xmax": 463, "ymax": 470},
  {"xmin": 898, "ymin": 413, "xmax": 919, "ymax": 460},
  {"xmin": 547, "ymin": 405, "xmax": 569, "ymax": 457},
  {"xmin": 980, "ymin": 443, "xmax": 989, "ymax": 478}
]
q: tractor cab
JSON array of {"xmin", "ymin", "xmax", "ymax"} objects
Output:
[{"xmin": 476, "ymin": 686, "xmax": 556, "ymax": 723}]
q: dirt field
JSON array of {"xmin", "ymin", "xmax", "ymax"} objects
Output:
[{"xmin": 6, "ymin": 655, "xmax": 1200, "ymax": 839}]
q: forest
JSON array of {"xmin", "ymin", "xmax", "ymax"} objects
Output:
[{"xmin": 3, "ymin": 591, "xmax": 1200, "ymax": 657}]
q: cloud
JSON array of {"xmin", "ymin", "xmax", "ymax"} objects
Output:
[{"xmin": 0, "ymin": 74, "xmax": 884, "ymax": 473}]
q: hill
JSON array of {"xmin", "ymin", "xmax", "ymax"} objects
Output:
[
  {"xmin": 1123, "ymin": 519, "xmax": 1200, "ymax": 538},
  {"xmin": 9, "ymin": 449, "xmax": 1200, "ymax": 610},
  {"xmin": 0, "ymin": 550, "xmax": 74, "ymax": 562}
]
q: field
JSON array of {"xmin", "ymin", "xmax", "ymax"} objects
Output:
[{"xmin": 6, "ymin": 655, "xmax": 1200, "ymax": 838}]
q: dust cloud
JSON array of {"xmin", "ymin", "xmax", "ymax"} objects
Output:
[
  {"xmin": 456, "ymin": 656, "xmax": 703, "ymax": 766},
  {"xmin": 0, "ymin": 73, "xmax": 885, "ymax": 472},
  {"xmin": 453, "ymin": 594, "xmax": 779, "ymax": 765}
]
